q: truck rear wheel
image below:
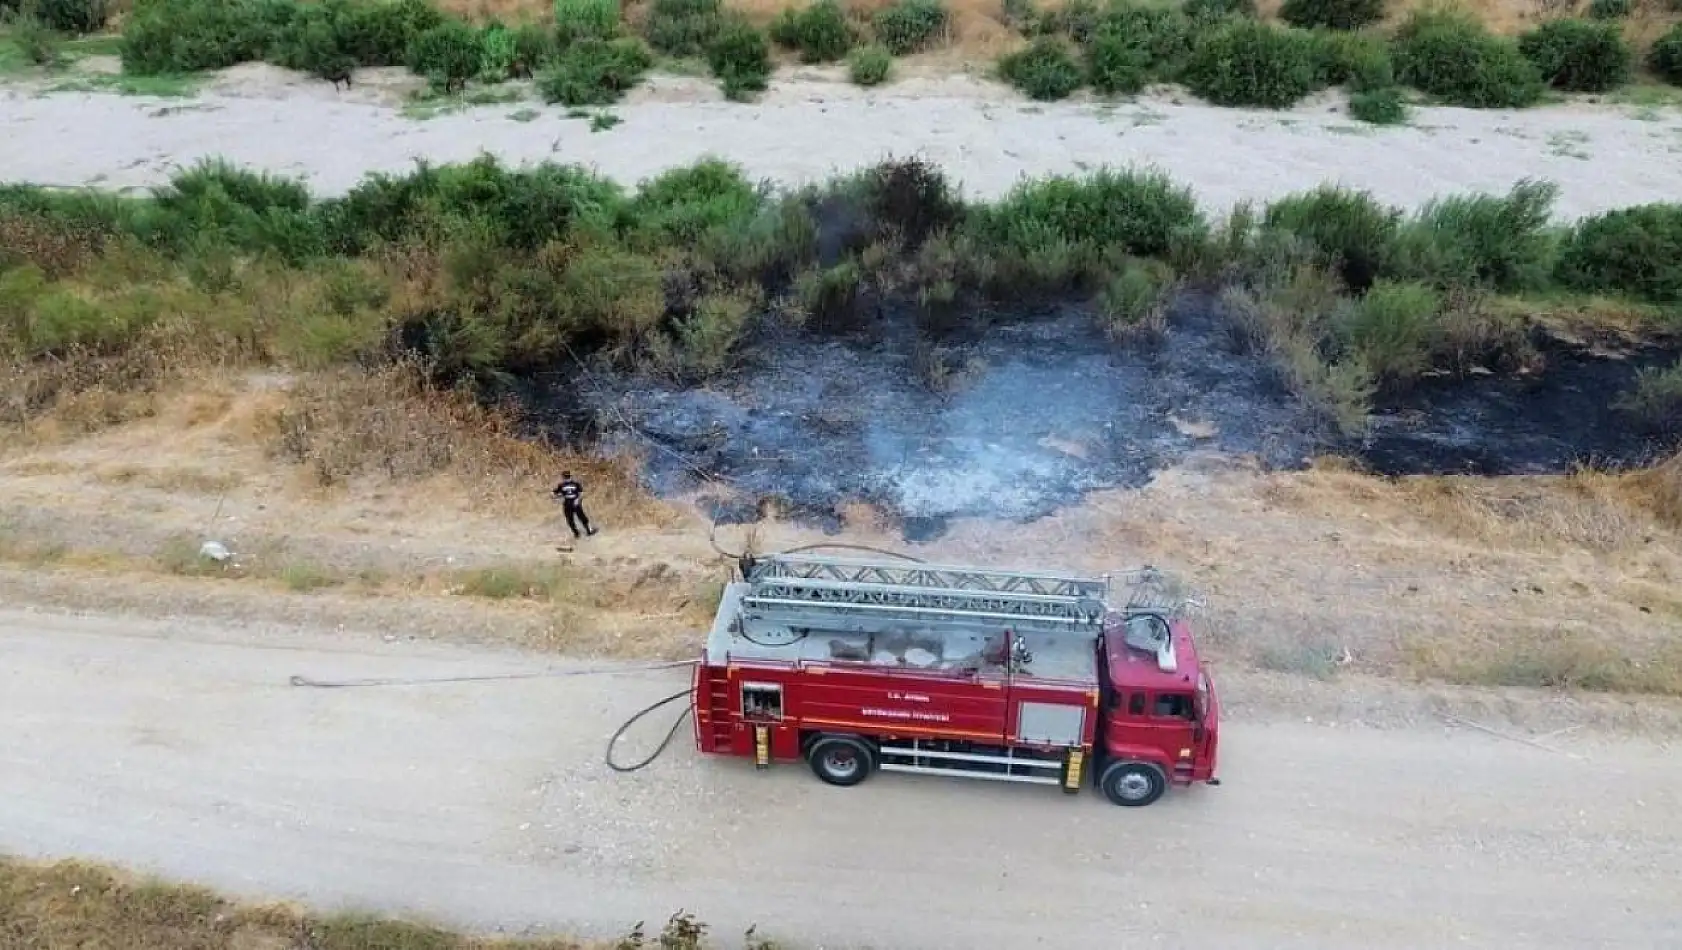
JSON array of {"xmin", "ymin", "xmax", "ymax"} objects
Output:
[
  {"xmin": 807, "ymin": 735, "xmax": 874, "ymax": 787},
  {"xmin": 1100, "ymin": 760, "xmax": 1166, "ymax": 807}
]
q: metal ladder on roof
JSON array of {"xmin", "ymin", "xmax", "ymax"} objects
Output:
[{"xmin": 739, "ymin": 554, "xmax": 1114, "ymax": 631}]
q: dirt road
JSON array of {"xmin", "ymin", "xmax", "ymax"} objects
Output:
[
  {"xmin": 6, "ymin": 72, "xmax": 1682, "ymax": 218},
  {"xmin": 3, "ymin": 606, "xmax": 1679, "ymax": 949}
]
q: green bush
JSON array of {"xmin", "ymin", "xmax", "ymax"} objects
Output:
[
  {"xmin": 406, "ymin": 19, "xmax": 483, "ymax": 92},
  {"xmin": 871, "ymin": 0, "xmax": 946, "ymax": 55},
  {"xmin": 1183, "ymin": 19, "xmax": 1318, "ymax": 108},
  {"xmin": 338, "ymin": 0, "xmax": 443, "ymax": 67},
  {"xmin": 999, "ymin": 35, "xmax": 1084, "ymax": 100},
  {"xmin": 1263, "ymin": 185, "xmax": 1401, "ymax": 291},
  {"xmin": 1085, "ymin": 24, "xmax": 1150, "ymax": 94},
  {"xmin": 707, "ymin": 15, "xmax": 771, "ymax": 100},
  {"xmin": 973, "ymin": 166, "xmax": 1205, "ymax": 264},
  {"xmin": 553, "ymin": 0, "xmax": 620, "ymax": 46},
  {"xmin": 1394, "ymin": 179, "xmax": 1558, "ymax": 292},
  {"xmin": 6, "ymin": 0, "xmax": 108, "ymax": 34},
  {"xmin": 1646, "ymin": 23, "xmax": 1682, "ymax": 85},
  {"xmin": 1309, "ymin": 27, "xmax": 1393, "ymax": 90},
  {"xmin": 643, "ymin": 0, "xmax": 721, "ymax": 57},
  {"xmin": 1349, "ymin": 86, "xmax": 1406, "ymax": 123},
  {"xmin": 1098, "ymin": 258, "xmax": 1175, "ymax": 341},
  {"xmin": 1517, "ymin": 18, "xmax": 1630, "ymax": 92},
  {"xmin": 1556, "ymin": 204, "xmax": 1682, "ymax": 304},
  {"xmin": 1088, "ymin": 2, "xmax": 1194, "ymax": 80},
  {"xmin": 1341, "ymin": 279, "xmax": 1440, "ymax": 385},
  {"xmin": 1278, "ymin": 0, "xmax": 1383, "ymax": 31},
  {"xmin": 1182, "ymin": 0, "xmax": 1256, "ymax": 22},
  {"xmin": 1587, "ymin": 0, "xmax": 1631, "ymax": 19},
  {"xmin": 280, "ymin": 12, "xmax": 356, "ymax": 81},
  {"xmin": 1392, "ymin": 9, "xmax": 1545, "ymax": 108},
  {"xmin": 848, "ymin": 43, "xmax": 893, "ymax": 85},
  {"xmin": 537, "ymin": 36, "xmax": 651, "ymax": 105},
  {"xmin": 6, "ymin": 13, "xmax": 64, "ymax": 67},
  {"xmin": 769, "ymin": 0, "xmax": 855, "ymax": 63},
  {"xmin": 119, "ymin": 0, "xmax": 271, "ymax": 74}
]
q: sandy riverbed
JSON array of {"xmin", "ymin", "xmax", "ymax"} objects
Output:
[{"xmin": 5, "ymin": 63, "xmax": 1682, "ymax": 214}]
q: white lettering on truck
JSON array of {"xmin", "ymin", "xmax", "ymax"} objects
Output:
[{"xmin": 862, "ymin": 707, "xmax": 952, "ymax": 723}]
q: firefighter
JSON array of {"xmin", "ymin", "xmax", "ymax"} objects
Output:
[{"xmin": 551, "ymin": 471, "xmax": 597, "ymax": 539}]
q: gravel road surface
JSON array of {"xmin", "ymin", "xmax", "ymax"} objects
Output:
[
  {"xmin": 6, "ymin": 76, "xmax": 1682, "ymax": 217},
  {"xmin": 3, "ymin": 606, "xmax": 1680, "ymax": 949}
]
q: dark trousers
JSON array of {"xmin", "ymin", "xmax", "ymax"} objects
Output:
[{"xmin": 563, "ymin": 502, "xmax": 593, "ymax": 537}]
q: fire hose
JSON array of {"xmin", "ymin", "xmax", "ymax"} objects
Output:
[{"xmin": 605, "ymin": 687, "xmax": 695, "ymax": 773}]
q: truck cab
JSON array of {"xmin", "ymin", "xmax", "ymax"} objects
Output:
[{"xmin": 1094, "ymin": 610, "xmax": 1220, "ymax": 806}]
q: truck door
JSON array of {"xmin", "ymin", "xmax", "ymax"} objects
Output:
[{"xmin": 1109, "ymin": 689, "xmax": 1196, "ymax": 768}]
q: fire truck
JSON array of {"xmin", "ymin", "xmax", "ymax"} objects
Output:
[{"xmin": 690, "ymin": 553, "xmax": 1220, "ymax": 806}]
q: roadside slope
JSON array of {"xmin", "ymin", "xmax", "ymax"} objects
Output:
[
  {"xmin": 3, "ymin": 606, "xmax": 1679, "ymax": 950},
  {"xmin": 6, "ymin": 73, "xmax": 1682, "ymax": 215}
]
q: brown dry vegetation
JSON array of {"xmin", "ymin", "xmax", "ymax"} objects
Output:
[
  {"xmin": 0, "ymin": 855, "xmax": 763, "ymax": 950},
  {"xmin": 2, "ymin": 360, "xmax": 1680, "ymax": 702}
]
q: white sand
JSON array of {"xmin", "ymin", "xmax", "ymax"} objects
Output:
[{"xmin": 4, "ymin": 63, "xmax": 1682, "ymax": 217}]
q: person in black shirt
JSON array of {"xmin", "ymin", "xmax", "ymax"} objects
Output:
[{"xmin": 551, "ymin": 471, "xmax": 597, "ymax": 538}]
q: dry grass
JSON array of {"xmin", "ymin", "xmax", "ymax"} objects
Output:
[
  {"xmin": 259, "ymin": 360, "xmax": 668, "ymax": 525},
  {"xmin": 1249, "ymin": 454, "xmax": 1682, "ymax": 696},
  {"xmin": 0, "ymin": 855, "xmax": 766, "ymax": 950}
]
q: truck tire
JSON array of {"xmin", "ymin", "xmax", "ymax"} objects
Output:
[
  {"xmin": 1099, "ymin": 760, "xmax": 1166, "ymax": 807},
  {"xmin": 807, "ymin": 735, "xmax": 875, "ymax": 787}
]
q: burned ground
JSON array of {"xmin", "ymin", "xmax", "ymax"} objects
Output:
[{"xmin": 536, "ymin": 294, "xmax": 1682, "ymax": 542}]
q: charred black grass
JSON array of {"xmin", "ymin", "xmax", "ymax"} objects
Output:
[{"xmin": 3, "ymin": 153, "xmax": 1680, "ymax": 444}]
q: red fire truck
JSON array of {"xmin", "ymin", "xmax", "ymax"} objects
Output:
[{"xmin": 690, "ymin": 553, "xmax": 1220, "ymax": 806}]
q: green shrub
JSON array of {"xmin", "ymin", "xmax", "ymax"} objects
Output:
[
  {"xmin": 999, "ymin": 35, "xmax": 1085, "ymax": 100},
  {"xmin": 643, "ymin": 0, "xmax": 721, "ymax": 57},
  {"xmin": 707, "ymin": 15, "xmax": 771, "ymax": 100},
  {"xmin": 769, "ymin": 0, "xmax": 855, "ymax": 63},
  {"xmin": 1309, "ymin": 27, "xmax": 1393, "ymax": 90},
  {"xmin": 1517, "ymin": 18, "xmax": 1630, "ymax": 92},
  {"xmin": 1349, "ymin": 86, "xmax": 1406, "ymax": 123},
  {"xmin": 1183, "ymin": 19, "xmax": 1318, "ymax": 108},
  {"xmin": 509, "ymin": 23, "xmax": 556, "ymax": 75},
  {"xmin": 1098, "ymin": 258, "xmax": 1175, "ymax": 341},
  {"xmin": 1088, "ymin": 2, "xmax": 1194, "ymax": 80},
  {"xmin": 537, "ymin": 36, "xmax": 651, "ymax": 105},
  {"xmin": 1341, "ymin": 279, "xmax": 1440, "ymax": 385},
  {"xmin": 339, "ymin": 0, "xmax": 443, "ymax": 67},
  {"xmin": 1182, "ymin": 0, "xmax": 1256, "ymax": 22},
  {"xmin": 406, "ymin": 19, "xmax": 483, "ymax": 92},
  {"xmin": 1085, "ymin": 24, "xmax": 1150, "ymax": 94},
  {"xmin": 1587, "ymin": 0, "xmax": 1631, "ymax": 19},
  {"xmin": 974, "ymin": 166, "xmax": 1205, "ymax": 264},
  {"xmin": 7, "ymin": 0, "xmax": 108, "ymax": 34},
  {"xmin": 119, "ymin": 0, "xmax": 270, "ymax": 74},
  {"xmin": 1392, "ymin": 9, "xmax": 1545, "ymax": 108},
  {"xmin": 848, "ymin": 43, "xmax": 893, "ymax": 85},
  {"xmin": 553, "ymin": 0, "xmax": 620, "ymax": 46},
  {"xmin": 1278, "ymin": 0, "xmax": 1383, "ymax": 31},
  {"xmin": 1263, "ymin": 185, "xmax": 1400, "ymax": 291},
  {"xmin": 871, "ymin": 0, "xmax": 946, "ymax": 55},
  {"xmin": 1394, "ymin": 179, "xmax": 1559, "ymax": 292},
  {"xmin": 281, "ymin": 13, "xmax": 356, "ymax": 81},
  {"xmin": 1645, "ymin": 23, "xmax": 1682, "ymax": 85},
  {"xmin": 6, "ymin": 12, "xmax": 64, "ymax": 67},
  {"xmin": 1556, "ymin": 204, "xmax": 1682, "ymax": 304},
  {"xmin": 1616, "ymin": 360, "xmax": 1682, "ymax": 436}
]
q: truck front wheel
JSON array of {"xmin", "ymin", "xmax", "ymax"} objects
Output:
[
  {"xmin": 807, "ymin": 735, "xmax": 875, "ymax": 787},
  {"xmin": 1100, "ymin": 760, "xmax": 1166, "ymax": 807}
]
